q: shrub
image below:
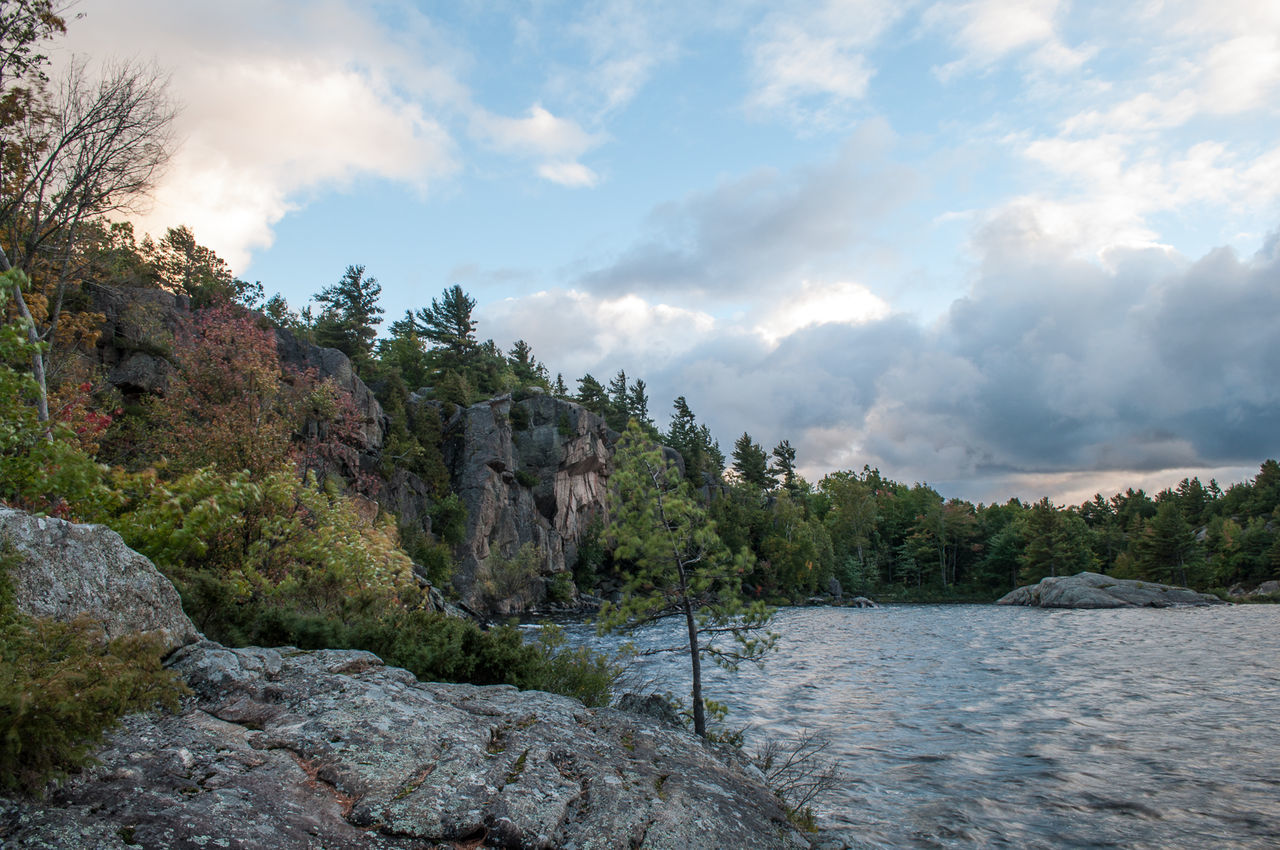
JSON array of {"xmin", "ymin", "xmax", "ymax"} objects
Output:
[
  {"xmin": 0, "ymin": 541, "xmax": 187, "ymax": 796},
  {"xmin": 515, "ymin": 469, "xmax": 539, "ymax": 488}
]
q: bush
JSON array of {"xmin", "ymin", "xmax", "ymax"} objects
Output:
[{"xmin": 0, "ymin": 542, "xmax": 187, "ymax": 796}]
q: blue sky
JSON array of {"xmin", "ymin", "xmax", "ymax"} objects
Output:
[{"xmin": 58, "ymin": 0, "xmax": 1280, "ymax": 504}]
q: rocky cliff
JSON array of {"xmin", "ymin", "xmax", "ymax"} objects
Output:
[
  {"xmin": 86, "ymin": 286, "xmax": 632, "ymax": 614},
  {"xmin": 440, "ymin": 391, "xmax": 618, "ymax": 612},
  {"xmin": 0, "ymin": 509, "xmax": 818, "ymax": 850},
  {"xmin": 996, "ymin": 571, "xmax": 1225, "ymax": 608}
]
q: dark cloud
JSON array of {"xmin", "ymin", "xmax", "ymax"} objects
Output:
[
  {"xmin": 482, "ymin": 213, "xmax": 1280, "ymax": 502},
  {"xmin": 579, "ymin": 119, "xmax": 918, "ymax": 298}
]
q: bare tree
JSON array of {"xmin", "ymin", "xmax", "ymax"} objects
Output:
[
  {"xmin": 0, "ymin": 57, "xmax": 175, "ymax": 431},
  {"xmin": 749, "ymin": 728, "xmax": 844, "ymax": 825}
]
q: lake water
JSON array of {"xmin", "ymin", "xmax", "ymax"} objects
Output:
[{"xmin": 558, "ymin": 604, "xmax": 1280, "ymax": 849}]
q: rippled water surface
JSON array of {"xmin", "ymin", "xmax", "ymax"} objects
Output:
[{"xmin": 562, "ymin": 605, "xmax": 1280, "ymax": 848}]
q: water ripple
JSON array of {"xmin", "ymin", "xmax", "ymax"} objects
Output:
[{"xmin": 564, "ymin": 604, "xmax": 1280, "ymax": 848}]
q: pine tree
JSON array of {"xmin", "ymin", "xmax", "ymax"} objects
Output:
[
  {"xmin": 416, "ymin": 284, "xmax": 477, "ymax": 365},
  {"xmin": 575, "ymin": 373, "xmax": 609, "ymax": 416},
  {"xmin": 627, "ymin": 378, "xmax": 651, "ymax": 427},
  {"xmin": 313, "ymin": 264, "xmax": 383, "ymax": 362},
  {"xmin": 770, "ymin": 439, "xmax": 798, "ymax": 495},
  {"xmin": 732, "ymin": 432, "xmax": 774, "ymax": 490},
  {"xmin": 600, "ymin": 423, "xmax": 776, "ymax": 737}
]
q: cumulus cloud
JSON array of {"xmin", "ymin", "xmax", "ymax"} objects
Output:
[
  {"xmin": 581, "ymin": 120, "xmax": 918, "ymax": 298},
  {"xmin": 488, "ymin": 219, "xmax": 1280, "ymax": 504},
  {"xmin": 57, "ymin": 0, "xmax": 464, "ymax": 269}
]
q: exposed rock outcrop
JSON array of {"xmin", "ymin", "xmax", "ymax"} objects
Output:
[
  {"xmin": 996, "ymin": 571, "xmax": 1225, "ymax": 608},
  {"xmin": 0, "ymin": 507, "xmax": 200, "ymax": 653},
  {"xmin": 1, "ymin": 641, "xmax": 812, "ymax": 849},
  {"xmin": 0, "ymin": 512, "xmax": 813, "ymax": 849},
  {"xmin": 441, "ymin": 393, "xmax": 618, "ymax": 613},
  {"xmin": 1227, "ymin": 579, "xmax": 1280, "ymax": 600}
]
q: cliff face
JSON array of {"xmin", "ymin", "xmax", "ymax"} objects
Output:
[
  {"xmin": 84, "ymin": 288, "xmax": 622, "ymax": 612},
  {"xmin": 441, "ymin": 392, "xmax": 616, "ymax": 612}
]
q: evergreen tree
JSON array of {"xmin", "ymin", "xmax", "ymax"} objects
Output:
[
  {"xmin": 732, "ymin": 432, "xmax": 774, "ymax": 490},
  {"xmin": 599, "ymin": 423, "xmax": 776, "ymax": 737},
  {"xmin": 313, "ymin": 264, "xmax": 383, "ymax": 362},
  {"xmin": 507, "ymin": 339, "xmax": 546, "ymax": 388},
  {"xmin": 770, "ymin": 439, "xmax": 798, "ymax": 495},
  {"xmin": 416, "ymin": 284, "xmax": 477, "ymax": 365},
  {"xmin": 575, "ymin": 373, "xmax": 609, "ymax": 417},
  {"xmin": 627, "ymin": 379, "xmax": 651, "ymax": 427},
  {"xmin": 553, "ymin": 372, "xmax": 568, "ymax": 398},
  {"xmin": 606, "ymin": 370, "xmax": 629, "ymax": 430}
]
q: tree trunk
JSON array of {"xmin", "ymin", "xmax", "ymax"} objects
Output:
[
  {"xmin": 0, "ymin": 245, "xmax": 51, "ymax": 439},
  {"xmin": 683, "ymin": 592, "xmax": 706, "ymax": 737}
]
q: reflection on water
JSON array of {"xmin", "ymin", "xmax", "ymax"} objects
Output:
[{"xmin": 561, "ymin": 605, "xmax": 1280, "ymax": 849}]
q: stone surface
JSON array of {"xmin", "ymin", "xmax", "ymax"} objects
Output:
[
  {"xmin": 442, "ymin": 394, "xmax": 619, "ymax": 612},
  {"xmin": 1227, "ymin": 579, "xmax": 1280, "ymax": 600},
  {"xmin": 0, "ymin": 507, "xmax": 200, "ymax": 653},
  {"xmin": 0, "ymin": 641, "xmax": 813, "ymax": 850},
  {"xmin": 996, "ymin": 571, "xmax": 1225, "ymax": 608}
]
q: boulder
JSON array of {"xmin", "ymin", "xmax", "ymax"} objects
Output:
[
  {"xmin": 0, "ymin": 641, "xmax": 813, "ymax": 850},
  {"xmin": 849, "ymin": 596, "xmax": 878, "ymax": 609},
  {"xmin": 0, "ymin": 507, "xmax": 200, "ymax": 653},
  {"xmin": 996, "ymin": 571, "xmax": 1224, "ymax": 609}
]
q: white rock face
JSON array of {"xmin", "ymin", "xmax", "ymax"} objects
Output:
[{"xmin": 0, "ymin": 506, "xmax": 200, "ymax": 652}]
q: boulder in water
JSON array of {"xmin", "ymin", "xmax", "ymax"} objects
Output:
[{"xmin": 996, "ymin": 572, "xmax": 1224, "ymax": 609}]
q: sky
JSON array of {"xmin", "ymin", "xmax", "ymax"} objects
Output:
[{"xmin": 53, "ymin": 0, "xmax": 1280, "ymax": 505}]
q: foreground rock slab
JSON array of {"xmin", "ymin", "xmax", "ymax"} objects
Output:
[
  {"xmin": 1, "ymin": 641, "xmax": 811, "ymax": 850},
  {"xmin": 996, "ymin": 571, "xmax": 1224, "ymax": 609}
]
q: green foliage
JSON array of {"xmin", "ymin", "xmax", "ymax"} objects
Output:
[
  {"xmin": 478, "ymin": 542, "xmax": 544, "ymax": 612},
  {"xmin": 546, "ymin": 571, "xmax": 576, "ymax": 604},
  {"xmin": 431, "ymin": 492, "xmax": 468, "ymax": 546},
  {"xmin": 313, "ymin": 264, "xmax": 383, "ymax": 365},
  {"xmin": 515, "ymin": 468, "xmax": 539, "ymax": 488},
  {"xmin": 572, "ymin": 517, "xmax": 608, "ymax": 590},
  {"xmin": 731, "ymin": 432, "xmax": 774, "ymax": 491},
  {"xmin": 0, "ymin": 541, "xmax": 187, "ymax": 797},
  {"xmin": 600, "ymin": 422, "xmax": 775, "ymax": 737},
  {"xmin": 0, "ymin": 270, "xmax": 108, "ymax": 514},
  {"xmin": 92, "ymin": 464, "xmax": 414, "ymax": 635}
]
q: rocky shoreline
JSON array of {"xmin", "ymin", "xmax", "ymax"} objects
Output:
[{"xmin": 0, "ymin": 508, "xmax": 825, "ymax": 849}]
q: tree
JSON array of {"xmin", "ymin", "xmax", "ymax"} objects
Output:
[
  {"xmin": 313, "ymin": 264, "xmax": 383, "ymax": 362},
  {"xmin": 770, "ymin": 439, "xmax": 798, "ymax": 495},
  {"xmin": 627, "ymin": 378, "xmax": 651, "ymax": 428},
  {"xmin": 575, "ymin": 373, "xmax": 608, "ymax": 417},
  {"xmin": 506, "ymin": 339, "xmax": 546, "ymax": 388},
  {"xmin": 599, "ymin": 422, "xmax": 775, "ymax": 737},
  {"xmin": 731, "ymin": 432, "xmax": 774, "ymax": 491},
  {"xmin": 0, "ymin": 53, "xmax": 174, "ymax": 433},
  {"xmin": 143, "ymin": 225, "xmax": 247, "ymax": 306},
  {"xmin": 416, "ymin": 283, "xmax": 477, "ymax": 365}
]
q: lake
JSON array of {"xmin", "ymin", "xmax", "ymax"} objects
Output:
[{"xmin": 559, "ymin": 604, "xmax": 1280, "ymax": 848}]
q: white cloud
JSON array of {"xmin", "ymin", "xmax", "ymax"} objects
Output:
[
  {"xmin": 471, "ymin": 104, "xmax": 603, "ymax": 187},
  {"xmin": 925, "ymin": 0, "xmax": 1086, "ymax": 80},
  {"xmin": 753, "ymin": 279, "xmax": 890, "ymax": 345},
  {"xmin": 57, "ymin": 0, "xmax": 464, "ymax": 270},
  {"xmin": 746, "ymin": 0, "xmax": 906, "ymax": 124}
]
